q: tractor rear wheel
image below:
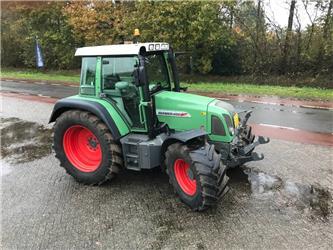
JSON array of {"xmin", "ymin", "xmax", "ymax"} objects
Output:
[
  {"xmin": 165, "ymin": 143, "xmax": 229, "ymax": 211},
  {"xmin": 53, "ymin": 110, "xmax": 123, "ymax": 185}
]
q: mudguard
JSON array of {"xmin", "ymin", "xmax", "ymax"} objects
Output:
[
  {"xmin": 166, "ymin": 129, "xmax": 207, "ymax": 142},
  {"xmin": 161, "ymin": 129, "xmax": 207, "ymax": 154},
  {"xmin": 49, "ymin": 98, "xmax": 130, "ymax": 141}
]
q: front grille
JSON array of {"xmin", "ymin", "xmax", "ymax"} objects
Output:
[{"xmin": 211, "ymin": 115, "xmax": 226, "ymax": 136}]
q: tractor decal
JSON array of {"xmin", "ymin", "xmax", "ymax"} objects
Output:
[{"xmin": 156, "ymin": 109, "xmax": 191, "ymax": 118}]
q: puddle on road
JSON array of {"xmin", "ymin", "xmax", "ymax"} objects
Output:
[
  {"xmin": 228, "ymin": 167, "xmax": 333, "ymax": 221},
  {"xmin": 1, "ymin": 117, "xmax": 53, "ymax": 163},
  {"xmin": 282, "ymin": 181, "xmax": 332, "ymax": 220}
]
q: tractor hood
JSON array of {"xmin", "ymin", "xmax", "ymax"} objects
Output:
[{"xmin": 154, "ymin": 91, "xmax": 234, "ymax": 132}]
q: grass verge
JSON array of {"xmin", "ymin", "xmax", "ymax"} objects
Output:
[
  {"xmin": 1, "ymin": 68, "xmax": 80, "ymax": 84},
  {"xmin": 1, "ymin": 68, "xmax": 332, "ymax": 101},
  {"xmin": 184, "ymin": 82, "xmax": 333, "ymax": 101}
]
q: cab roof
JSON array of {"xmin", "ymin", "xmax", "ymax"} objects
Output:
[{"xmin": 75, "ymin": 42, "xmax": 170, "ymax": 56}]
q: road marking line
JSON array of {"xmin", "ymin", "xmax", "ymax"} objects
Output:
[
  {"xmin": 251, "ymin": 100, "xmax": 280, "ymax": 106},
  {"xmin": 258, "ymin": 123, "xmax": 300, "ymax": 131}
]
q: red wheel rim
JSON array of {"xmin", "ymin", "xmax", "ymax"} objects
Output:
[
  {"xmin": 63, "ymin": 125, "xmax": 102, "ymax": 172},
  {"xmin": 174, "ymin": 159, "xmax": 197, "ymax": 196}
]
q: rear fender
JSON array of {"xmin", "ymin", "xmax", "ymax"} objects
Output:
[{"xmin": 49, "ymin": 98, "xmax": 130, "ymax": 141}]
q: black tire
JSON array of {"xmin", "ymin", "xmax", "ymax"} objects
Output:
[
  {"xmin": 53, "ymin": 110, "xmax": 123, "ymax": 185},
  {"xmin": 165, "ymin": 142, "xmax": 229, "ymax": 211}
]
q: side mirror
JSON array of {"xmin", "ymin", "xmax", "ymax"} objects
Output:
[{"xmin": 133, "ymin": 66, "xmax": 147, "ymax": 87}]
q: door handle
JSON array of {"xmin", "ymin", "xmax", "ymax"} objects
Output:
[{"xmin": 138, "ymin": 103, "xmax": 145, "ymax": 124}]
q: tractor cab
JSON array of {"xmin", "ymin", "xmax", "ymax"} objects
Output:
[{"xmin": 75, "ymin": 43, "xmax": 178, "ymax": 134}]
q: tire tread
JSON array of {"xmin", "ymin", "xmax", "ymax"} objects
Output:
[
  {"xmin": 165, "ymin": 142, "xmax": 229, "ymax": 211},
  {"xmin": 53, "ymin": 110, "xmax": 123, "ymax": 185}
]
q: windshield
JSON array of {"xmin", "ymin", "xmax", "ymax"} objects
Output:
[{"xmin": 145, "ymin": 52, "xmax": 170, "ymax": 92}]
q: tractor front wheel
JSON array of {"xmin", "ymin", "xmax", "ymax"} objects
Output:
[
  {"xmin": 165, "ymin": 143, "xmax": 229, "ymax": 211},
  {"xmin": 53, "ymin": 110, "xmax": 123, "ymax": 185}
]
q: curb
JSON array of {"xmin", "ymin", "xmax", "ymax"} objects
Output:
[{"xmin": 1, "ymin": 77, "xmax": 79, "ymax": 88}]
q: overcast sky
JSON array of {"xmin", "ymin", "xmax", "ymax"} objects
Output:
[{"xmin": 263, "ymin": 0, "xmax": 322, "ymax": 29}]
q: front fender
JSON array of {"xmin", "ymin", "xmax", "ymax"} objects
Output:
[
  {"xmin": 49, "ymin": 97, "xmax": 130, "ymax": 141},
  {"xmin": 161, "ymin": 129, "xmax": 208, "ymax": 157}
]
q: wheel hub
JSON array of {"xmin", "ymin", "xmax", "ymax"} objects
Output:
[
  {"xmin": 63, "ymin": 125, "xmax": 102, "ymax": 172},
  {"xmin": 174, "ymin": 159, "xmax": 197, "ymax": 196},
  {"xmin": 87, "ymin": 137, "xmax": 99, "ymax": 150}
]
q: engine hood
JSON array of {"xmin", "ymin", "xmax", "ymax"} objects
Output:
[
  {"xmin": 209, "ymin": 99, "xmax": 235, "ymax": 115},
  {"xmin": 154, "ymin": 91, "xmax": 215, "ymax": 132}
]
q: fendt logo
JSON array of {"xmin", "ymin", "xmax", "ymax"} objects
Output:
[{"xmin": 156, "ymin": 109, "xmax": 191, "ymax": 118}]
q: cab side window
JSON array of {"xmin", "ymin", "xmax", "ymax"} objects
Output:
[
  {"xmin": 81, "ymin": 57, "xmax": 96, "ymax": 86},
  {"xmin": 80, "ymin": 57, "xmax": 96, "ymax": 95}
]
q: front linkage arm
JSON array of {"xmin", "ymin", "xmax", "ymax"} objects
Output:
[{"xmin": 222, "ymin": 110, "xmax": 270, "ymax": 168}]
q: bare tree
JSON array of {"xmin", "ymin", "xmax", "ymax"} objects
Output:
[
  {"xmin": 323, "ymin": 0, "xmax": 333, "ymax": 41},
  {"xmin": 254, "ymin": 0, "xmax": 262, "ymax": 65},
  {"xmin": 281, "ymin": 0, "xmax": 296, "ymax": 74},
  {"xmin": 295, "ymin": 6, "xmax": 302, "ymax": 69},
  {"xmin": 302, "ymin": 0, "xmax": 319, "ymax": 51}
]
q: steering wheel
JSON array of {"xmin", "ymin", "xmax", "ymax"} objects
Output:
[{"xmin": 104, "ymin": 74, "xmax": 121, "ymax": 89}]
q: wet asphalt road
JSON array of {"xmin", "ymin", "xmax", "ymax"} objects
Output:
[
  {"xmin": 1, "ymin": 80, "xmax": 78, "ymax": 99},
  {"xmin": 1, "ymin": 96, "xmax": 333, "ymax": 249},
  {"xmin": 2, "ymin": 80, "xmax": 333, "ymax": 134}
]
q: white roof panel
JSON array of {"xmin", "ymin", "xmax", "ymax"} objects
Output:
[{"xmin": 75, "ymin": 42, "xmax": 169, "ymax": 56}]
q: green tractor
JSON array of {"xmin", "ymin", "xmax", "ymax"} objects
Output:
[{"xmin": 50, "ymin": 42, "xmax": 269, "ymax": 211}]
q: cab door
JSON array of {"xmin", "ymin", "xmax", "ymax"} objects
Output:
[{"xmin": 100, "ymin": 56, "xmax": 147, "ymax": 132}]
